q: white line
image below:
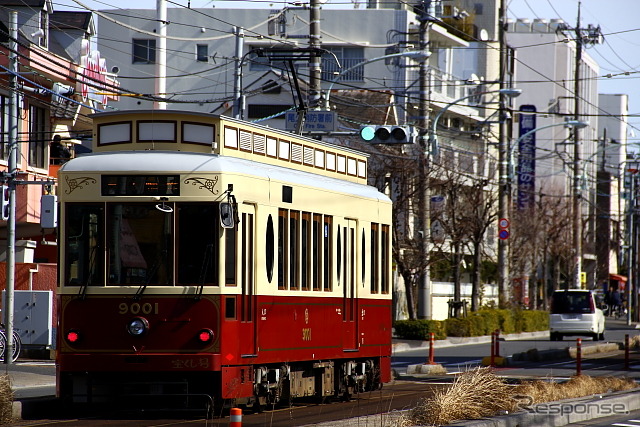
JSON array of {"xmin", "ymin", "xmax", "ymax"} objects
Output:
[{"xmin": 612, "ymin": 423, "xmax": 640, "ymax": 427}]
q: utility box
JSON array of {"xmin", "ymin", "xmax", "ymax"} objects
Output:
[
  {"xmin": 2, "ymin": 290, "xmax": 53, "ymax": 348},
  {"xmin": 40, "ymin": 195, "xmax": 58, "ymax": 229}
]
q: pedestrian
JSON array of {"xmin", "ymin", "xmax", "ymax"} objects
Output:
[
  {"xmin": 611, "ymin": 288, "xmax": 621, "ymax": 317},
  {"xmin": 50, "ymin": 135, "xmax": 71, "ymax": 164}
]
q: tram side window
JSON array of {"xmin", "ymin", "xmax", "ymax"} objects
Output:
[
  {"xmin": 65, "ymin": 204, "xmax": 104, "ymax": 286},
  {"xmin": 225, "ymin": 226, "xmax": 237, "ymax": 286},
  {"xmin": 381, "ymin": 224, "xmax": 390, "ymax": 294},
  {"xmin": 323, "ymin": 216, "xmax": 332, "ymax": 291},
  {"xmin": 177, "ymin": 204, "xmax": 218, "ymax": 285},
  {"xmin": 371, "ymin": 224, "xmax": 379, "ymax": 294},
  {"xmin": 301, "ymin": 212, "xmax": 310, "ymax": 291},
  {"xmin": 289, "ymin": 211, "xmax": 299, "ymax": 290},
  {"xmin": 107, "ymin": 203, "xmax": 173, "ymax": 285},
  {"xmin": 277, "ymin": 209, "xmax": 287, "ymax": 290},
  {"xmin": 312, "ymin": 214, "xmax": 321, "ymax": 291}
]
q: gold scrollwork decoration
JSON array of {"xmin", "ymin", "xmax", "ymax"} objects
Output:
[
  {"xmin": 184, "ymin": 176, "xmax": 220, "ymax": 195},
  {"xmin": 65, "ymin": 176, "xmax": 97, "ymax": 194}
]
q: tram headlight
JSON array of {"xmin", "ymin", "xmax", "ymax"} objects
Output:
[
  {"xmin": 127, "ymin": 317, "xmax": 149, "ymax": 336},
  {"xmin": 198, "ymin": 328, "xmax": 214, "ymax": 343}
]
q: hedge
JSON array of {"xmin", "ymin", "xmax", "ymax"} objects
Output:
[{"xmin": 393, "ymin": 308, "xmax": 548, "ymax": 340}]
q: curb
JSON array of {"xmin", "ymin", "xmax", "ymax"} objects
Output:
[
  {"xmin": 392, "ymin": 330, "xmax": 551, "ymax": 353},
  {"xmin": 449, "ymin": 388, "xmax": 640, "ymax": 427},
  {"xmin": 302, "ymin": 388, "xmax": 640, "ymax": 427}
]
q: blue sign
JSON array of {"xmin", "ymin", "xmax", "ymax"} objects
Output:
[
  {"xmin": 517, "ymin": 105, "xmax": 537, "ymax": 210},
  {"xmin": 285, "ymin": 111, "xmax": 337, "ymax": 132}
]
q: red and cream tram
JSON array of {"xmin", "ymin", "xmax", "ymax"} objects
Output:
[{"xmin": 56, "ymin": 110, "xmax": 392, "ymax": 409}]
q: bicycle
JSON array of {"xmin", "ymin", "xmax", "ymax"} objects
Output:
[{"xmin": 0, "ymin": 329, "xmax": 21, "ymax": 363}]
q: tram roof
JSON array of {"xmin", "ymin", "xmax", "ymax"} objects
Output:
[{"xmin": 61, "ymin": 151, "xmax": 390, "ymax": 202}]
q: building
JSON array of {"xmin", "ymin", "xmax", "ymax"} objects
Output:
[{"xmin": 0, "ymin": 0, "xmax": 118, "ymax": 346}]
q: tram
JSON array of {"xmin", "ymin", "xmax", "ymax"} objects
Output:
[{"xmin": 56, "ymin": 110, "xmax": 393, "ymax": 409}]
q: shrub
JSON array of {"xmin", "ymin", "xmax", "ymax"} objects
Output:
[
  {"xmin": 393, "ymin": 308, "xmax": 549, "ymax": 340},
  {"xmin": 393, "ymin": 319, "xmax": 446, "ymax": 340}
]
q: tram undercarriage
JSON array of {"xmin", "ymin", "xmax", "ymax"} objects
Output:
[{"xmin": 59, "ymin": 357, "xmax": 384, "ymax": 412}]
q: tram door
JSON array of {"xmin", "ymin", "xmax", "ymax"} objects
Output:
[
  {"xmin": 239, "ymin": 207, "xmax": 257, "ymax": 356},
  {"xmin": 342, "ymin": 220, "xmax": 358, "ymax": 351}
]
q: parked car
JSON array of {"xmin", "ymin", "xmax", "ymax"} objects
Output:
[{"xmin": 549, "ymin": 289, "xmax": 605, "ymax": 341}]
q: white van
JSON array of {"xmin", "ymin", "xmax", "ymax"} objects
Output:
[{"xmin": 549, "ymin": 289, "xmax": 605, "ymax": 341}]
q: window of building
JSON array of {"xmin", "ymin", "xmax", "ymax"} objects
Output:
[
  {"xmin": 132, "ymin": 39, "xmax": 156, "ymax": 64},
  {"xmin": 322, "ymin": 47, "xmax": 365, "ymax": 82},
  {"xmin": 196, "ymin": 44, "xmax": 208, "ymax": 62},
  {"xmin": 28, "ymin": 105, "xmax": 47, "ymax": 169},
  {"xmin": 247, "ymin": 104, "xmax": 288, "ymax": 120}
]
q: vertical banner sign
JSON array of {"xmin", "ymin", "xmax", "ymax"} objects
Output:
[{"xmin": 517, "ymin": 105, "xmax": 537, "ymax": 210}]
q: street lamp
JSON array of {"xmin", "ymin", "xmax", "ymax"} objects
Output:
[
  {"xmin": 509, "ymin": 120, "xmax": 588, "ymax": 180},
  {"xmin": 429, "ymin": 88, "xmax": 522, "ymax": 156},
  {"xmin": 423, "ymin": 87, "xmax": 521, "ymax": 315},
  {"xmin": 323, "ymin": 50, "xmax": 431, "ymax": 110},
  {"xmin": 510, "ymin": 119, "xmax": 589, "ymax": 294}
]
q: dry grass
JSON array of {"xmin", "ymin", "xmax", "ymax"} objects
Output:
[
  {"xmin": 516, "ymin": 375, "xmax": 636, "ymax": 404},
  {"xmin": 397, "ymin": 367, "xmax": 637, "ymax": 427},
  {"xmin": 0, "ymin": 375, "xmax": 13, "ymax": 424}
]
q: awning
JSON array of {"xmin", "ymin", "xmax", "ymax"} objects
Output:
[{"xmin": 609, "ymin": 274, "xmax": 627, "ymax": 282}]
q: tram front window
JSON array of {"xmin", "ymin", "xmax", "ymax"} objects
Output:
[
  {"xmin": 65, "ymin": 204, "xmax": 104, "ymax": 286},
  {"xmin": 108, "ymin": 203, "xmax": 173, "ymax": 285}
]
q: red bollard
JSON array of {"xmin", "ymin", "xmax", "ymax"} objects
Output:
[
  {"xmin": 494, "ymin": 329, "xmax": 501, "ymax": 357},
  {"xmin": 576, "ymin": 338, "xmax": 582, "ymax": 376},
  {"xmin": 230, "ymin": 407, "xmax": 242, "ymax": 427},
  {"xmin": 426, "ymin": 332, "xmax": 436, "ymax": 365},
  {"xmin": 625, "ymin": 334, "xmax": 630, "ymax": 370}
]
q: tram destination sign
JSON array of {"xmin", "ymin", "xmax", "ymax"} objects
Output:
[{"xmin": 285, "ymin": 111, "xmax": 337, "ymax": 132}]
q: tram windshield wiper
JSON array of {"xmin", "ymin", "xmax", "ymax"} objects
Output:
[
  {"xmin": 195, "ymin": 244, "xmax": 213, "ymax": 300},
  {"xmin": 78, "ymin": 246, "xmax": 98, "ymax": 300},
  {"xmin": 134, "ymin": 258, "xmax": 162, "ymax": 301}
]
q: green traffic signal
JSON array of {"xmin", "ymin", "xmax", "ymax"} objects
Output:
[{"xmin": 360, "ymin": 126, "xmax": 376, "ymax": 141}]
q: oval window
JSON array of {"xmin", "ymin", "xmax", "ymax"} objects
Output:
[
  {"xmin": 266, "ymin": 214, "xmax": 274, "ymax": 282},
  {"xmin": 336, "ymin": 227, "xmax": 342, "ymax": 281},
  {"xmin": 362, "ymin": 229, "xmax": 366, "ymax": 283}
]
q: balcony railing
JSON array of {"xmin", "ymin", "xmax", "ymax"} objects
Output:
[
  {"xmin": 321, "ymin": 57, "xmax": 365, "ymax": 82},
  {"xmin": 322, "ymin": 58, "xmax": 473, "ymax": 105}
]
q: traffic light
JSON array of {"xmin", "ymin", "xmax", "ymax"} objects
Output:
[
  {"xmin": 359, "ymin": 125, "xmax": 415, "ymax": 144},
  {"xmin": 0, "ymin": 185, "xmax": 9, "ymax": 221}
]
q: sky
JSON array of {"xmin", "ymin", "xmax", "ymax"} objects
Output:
[{"xmin": 53, "ymin": 0, "xmax": 640, "ymax": 143}]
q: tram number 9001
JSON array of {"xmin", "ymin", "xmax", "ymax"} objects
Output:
[{"xmin": 119, "ymin": 302, "xmax": 160, "ymax": 315}]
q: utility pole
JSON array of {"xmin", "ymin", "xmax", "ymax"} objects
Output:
[
  {"xmin": 156, "ymin": 0, "xmax": 167, "ymax": 109},
  {"xmin": 571, "ymin": 4, "xmax": 583, "ymax": 290},
  {"xmin": 417, "ymin": 1, "xmax": 431, "ymax": 319},
  {"xmin": 4, "ymin": 11, "xmax": 18, "ymax": 364},
  {"xmin": 497, "ymin": 0, "xmax": 510, "ymax": 307},
  {"xmin": 567, "ymin": 2, "xmax": 603, "ymax": 289},
  {"xmin": 232, "ymin": 27, "xmax": 244, "ymax": 119},
  {"xmin": 309, "ymin": 0, "xmax": 322, "ymax": 109}
]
